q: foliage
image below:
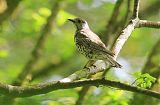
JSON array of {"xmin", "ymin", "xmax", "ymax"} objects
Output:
[
  {"xmin": 133, "ymin": 72, "xmax": 156, "ymax": 88},
  {"xmin": 0, "ymin": 0, "xmax": 160, "ymax": 105}
]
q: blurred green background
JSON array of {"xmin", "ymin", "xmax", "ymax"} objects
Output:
[{"xmin": 0, "ymin": 0, "xmax": 160, "ymax": 105}]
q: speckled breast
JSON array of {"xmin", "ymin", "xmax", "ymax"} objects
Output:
[{"xmin": 75, "ymin": 38, "xmax": 94, "ymax": 59}]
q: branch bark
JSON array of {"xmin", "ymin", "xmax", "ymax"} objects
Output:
[
  {"xmin": 0, "ymin": 79, "xmax": 160, "ymax": 99},
  {"xmin": 136, "ymin": 20, "xmax": 160, "ymax": 28}
]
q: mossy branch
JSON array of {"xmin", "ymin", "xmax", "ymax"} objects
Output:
[{"xmin": 0, "ymin": 79, "xmax": 160, "ymax": 99}]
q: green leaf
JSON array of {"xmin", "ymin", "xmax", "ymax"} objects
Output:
[
  {"xmin": 133, "ymin": 72, "xmax": 141, "ymax": 78},
  {"xmin": 133, "ymin": 72, "xmax": 156, "ymax": 88},
  {"xmin": 146, "ymin": 81, "xmax": 152, "ymax": 88}
]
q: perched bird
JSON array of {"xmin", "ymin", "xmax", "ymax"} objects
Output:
[{"xmin": 68, "ymin": 18, "xmax": 122, "ymax": 68}]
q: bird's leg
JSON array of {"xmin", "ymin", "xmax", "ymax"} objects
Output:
[{"xmin": 84, "ymin": 60, "xmax": 96, "ymax": 68}]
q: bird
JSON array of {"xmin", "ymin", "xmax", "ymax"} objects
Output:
[{"xmin": 68, "ymin": 18, "xmax": 122, "ymax": 68}]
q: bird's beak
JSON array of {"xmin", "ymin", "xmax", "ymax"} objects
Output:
[{"xmin": 68, "ymin": 19, "xmax": 75, "ymax": 23}]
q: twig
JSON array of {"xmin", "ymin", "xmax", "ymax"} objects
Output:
[
  {"xmin": 111, "ymin": 0, "xmax": 140, "ymax": 59},
  {"xmin": 142, "ymin": 38, "xmax": 160, "ymax": 77},
  {"xmin": 103, "ymin": 0, "xmax": 124, "ymax": 45},
  {"xmin": 124, "ymin": 0, "xmax": 133, "ymax": 25},
  {"xmin": 0, "ymin": 1, "xmax": 63, "ymax": 104},
  {"xmin": 132, "ymin": 0, "xmax": 140, "ymax": 18},
  {"xmin": 112, "ymin": 0, "xmax": 133, "ymax": 35},
  {"xmin": 139, "ymin": 1, "xmax": 160, "ymax": 18},
  {"xmin": 0, "ymin": 0, "xmax": 22, "ymax": 24},
  {"xmin": 13, "ymin": 0, "xmax": 62, "ymax": 85},
  {"xmin": 129, "ymin": 37, "xmax": 160, "ymax": 105},
  {"xmin": 111, "ymin": 18, "xmax": 139, "ymax": 59},
  {"xmin": 75, "ymin": 86, "xmax": 91, "ymax": 105},
  {"xmin": 136, "ymin": 20, "xmax": 160, "ymax": 28},
  {"xmin": 129, "ymin": 4, "xmax": 160, "ymax": 103}
]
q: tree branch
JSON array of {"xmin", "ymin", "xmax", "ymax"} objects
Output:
[
  {"xmin": 0, "ymin": 1, "xmax": 63, "ymax": 104},
  {"xmin": 0, "ymin": 0, "xmax": 159, "ymax": 101},
  {"xmin": 142, "ymin": 38, "xmax": 160, "ymax": 77},
  {"xmin": 111, "ymin": 0, "xmax": 140, "ymax": 59},
  {"xmin": 0, "ymin": 0, "xmax": 22, "ymax": 24},
  {"xmin": 0, "ymin": 79, "xmax": 160, "ymax": 99},
  {"xmin": 75, "ymin": 86, "xmax": 91, "ymax": 105},
  {"xmin": 124, "ymin": 0, "xmax": 133, "ymax": 23},
  {"xmin": 130, "ymin": 38, "xmax": 160, "ymax": 105},
  {"xmin": 136, "ymin": 20, "xmax": 160, "ymax": 28},
  {"xmin": 111, "ymin": 18, "xmax": 139, "ymax": 58},
  {"xmin": 132, "ymin": 0, "xmax": 140, "ymax": 18},
  {"xmin": 139, "ymin": 1, "xmax": 160, "ymax": 18},
  {"xmin": 102, "ymin": 0, "xmax": 124, "ymax": 45},
  {"xmin": 13, "ymin": 0, "xmax": 62, "ymax": 85}
]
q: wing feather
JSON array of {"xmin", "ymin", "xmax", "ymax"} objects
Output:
[{"xmin": 77, "ymin": 29, "xmax": 115, "ymax": 57}]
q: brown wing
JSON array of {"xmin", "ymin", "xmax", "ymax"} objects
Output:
[{"xmin": 79, "ymin": 29, "xmax": 115, "ymax": 57}]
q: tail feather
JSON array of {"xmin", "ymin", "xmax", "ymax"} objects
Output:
[{"xmin": 105, "ymin": 56, "xmax": 122, "ymax": 68}]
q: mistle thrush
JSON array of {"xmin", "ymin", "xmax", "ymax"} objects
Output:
[{"xmin": 68, "ymin": 18, "xmax": 122, "ymax": 68}]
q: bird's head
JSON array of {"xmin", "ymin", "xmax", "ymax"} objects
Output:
[{"xmin": 68, "ymin": 18, "xmax": 89, "ymax": 30}]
